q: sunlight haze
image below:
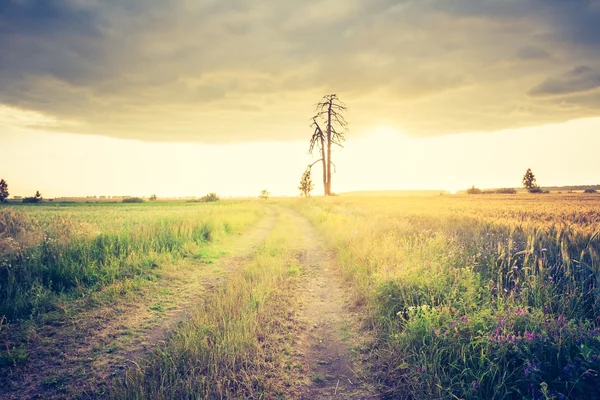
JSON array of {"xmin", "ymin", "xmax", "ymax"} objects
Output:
[
  {"xmin": 2, "ymin": 118, "xmax": 599, "ymax": 198},
  {"xmin": 2, "ymin": 0, "xmax": 600, "ymax": 196}
]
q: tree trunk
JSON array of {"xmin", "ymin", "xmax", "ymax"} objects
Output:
[
  {"xmin": 320, "ymin": 135, "xmax": 327, "ymax": 196},
  {"xmin": 326, "ymin": 98, "xmax": 333, "ymax": 196}
]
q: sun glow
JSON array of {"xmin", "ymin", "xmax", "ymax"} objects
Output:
[{"xmin": 2, "ymin": 119, "xmax": 600, "ymax": 198}]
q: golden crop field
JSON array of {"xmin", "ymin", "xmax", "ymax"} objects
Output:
[
  {"xmin": 293, "ymin": 194, "xmax": 600, "ymax": 399},
  {"xmin": 1, "ymin": 195, "xmax": 599, "ymax": 399}
]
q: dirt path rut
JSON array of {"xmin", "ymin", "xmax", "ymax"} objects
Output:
[{"xmin": 285, "ymin": 209, "xmax": 377, "ymax": 400}]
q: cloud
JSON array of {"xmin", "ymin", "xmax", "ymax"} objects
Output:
[
  {"xmin": 2, "ymin": 0, "xmax": 600, "ymax": 142},
  {"xmin": 516, "ymin": 46, "xmax": 550, "ymax": 61},
  {"xmin": 529, "ymin": 66, "xmax": 600, "ymax": 97}
]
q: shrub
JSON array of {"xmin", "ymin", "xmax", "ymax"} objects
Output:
[
  {"xmin": 259, "ymin": 190, "xmax": 270, "ymax": 200},
  {"xmin": 584, "ymin": 189, "xmax": 597, "ymax": 194},
  {"xmin": 123, "ymin": 197, "xmax": 144, "ymax": 203},
  {"xmin": 22, "ymin": 191, "xmax": 43, "ymax": 203},
  {"xmin": 496, "ymin": 188, "xmax": 517, "ymax": 194},
  {"xmin": 22, "ymin": 197, "xmax": 42, "ymax": 203},
  {"xmin": 528, "ymin": 186, "xmax": 544, "ymax": 193},
  {"xmin": 467, "ymin": 186, "xmax": 482, "ymax": 194},
  {"xmin": 200, "ymin": 193, "xmax": 220, "ymax": 202}
]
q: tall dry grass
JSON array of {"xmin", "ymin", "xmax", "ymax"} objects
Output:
[{"xmin": 292, "ymin": 195, "xmax": 600, "ymax": 399}]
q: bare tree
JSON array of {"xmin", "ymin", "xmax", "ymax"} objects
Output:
[{"xmin": 308, "ymin": 94, "xmax": 347, "ymax": 196}]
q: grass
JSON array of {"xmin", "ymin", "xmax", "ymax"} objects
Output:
[
  {"xmin": 109, "ymin": 209, "xmax": 305, "ymax": 399},
  {"xmin": 0, "ymin": 201, "xmax": 263, "ymax": 320},
  {"xmin": 291, "ymin": 194, "xmax": 600, "ymax": 399},
  {"xmin": 2, "ymin": 194, "xmax": 599, "ymax": 399}
]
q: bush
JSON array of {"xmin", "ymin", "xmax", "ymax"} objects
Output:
[
  {"xmin": 496, "ymin": 188, "xmax": 517, "ymax": 194},
  {"xmin": 467, "ymin": 186, "xmax": 482, "ymax": 195},
  {"xmin": 584, "ymin": 189, "xmax": 597, "ymax": 194},
  {"xmin": 200, "ymin": 193, "xmax": 220, "ymax": 202},
  {"xmin": 122, "ymin": 197, "xmax": 144, "ymax": 203},
  {"xmin": 22, "ymin": 191, "xmax": 43, "ymax": 203},
  {"xmin": 528, "ymin": 187, "xmax": 544, "ymax": 193}
]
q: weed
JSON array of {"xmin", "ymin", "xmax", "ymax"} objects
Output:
[{"xmin": 148, "ymin": 303, "xmax": 164, "ymax": 312}]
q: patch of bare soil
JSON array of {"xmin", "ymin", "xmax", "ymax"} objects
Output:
[
  {"xmin": 284, "ymin": 210, "xmax": 378, "ymax": 400},
  {"xmin": 0, "ymin": 208, "xmax": 276, "ymax": 400}
]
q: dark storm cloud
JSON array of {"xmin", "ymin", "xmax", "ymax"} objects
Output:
[
  {"xmin": 0, "ymin": 0, "xmax": 105, "ymax": 80},
  {"xmin": 2, "ymin": 0, "xmax": 600, "ymax": 142},
  {"xmin": 516, "ymin": 46, "xmax": 550, "ymax": 61},
  {"xmin": 529, "ymin": 66, "xmax": 600, "ymax": 97}
]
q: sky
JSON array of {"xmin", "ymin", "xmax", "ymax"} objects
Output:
[{"xmin": 1, "ymin": 0, "xmax": 600, "ymax": 197}]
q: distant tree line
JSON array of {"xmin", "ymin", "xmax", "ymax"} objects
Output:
[
  {"xmin": 123, "ymin": 197, "xmax": 144, "ymax": 203},
  {"xmin": 466, "ymin": 168, "xmax": 562, "ymax": 195},
  {"xmin": 467, "ymin": 186, "xmax": 517, "ymax": 195}
]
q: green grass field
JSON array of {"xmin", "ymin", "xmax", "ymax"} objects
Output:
[
  {"xmin": 0, "ymin": 201, "xmax": 262, "ymax": 321},
  {"xmin": 1, "ymin": 195, "xmax": 599, "ymax": 399}
]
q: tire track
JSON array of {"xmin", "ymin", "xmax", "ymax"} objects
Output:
[
  {"xmin": 282, "ymin": 208, "xmax": 378, "ymax": 400},
  {"xmin": 0, "ymin": 208, "xmax": 277, "ymax": 400}
]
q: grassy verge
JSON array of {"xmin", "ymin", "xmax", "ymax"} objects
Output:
[
  {"xmin": 291, "ymin": 196, "xmax": 600, "ymax": 399},
  {"xmin": 0, "ymin": 202, "xmax": 262, "ymax": 321},
  {"xmin": 110, "ymin": 209, "xmax": 304, "ymax": 399}
]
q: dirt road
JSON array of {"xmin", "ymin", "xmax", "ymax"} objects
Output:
[
  {"xmin": 283, "ymin": 209, "xmax": 377, "ymax": 400},
  {"xmin": 0, "ymin": 209, "xmax": 276, "ymax": 400},
  {"xmin": 1, "ymin": 206, "xmax": 378, "ymax": 399}
]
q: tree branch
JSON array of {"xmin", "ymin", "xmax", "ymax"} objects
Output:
[{"xmin": 307, "ymin": 159, "xmax": 323, "ymax": 169}]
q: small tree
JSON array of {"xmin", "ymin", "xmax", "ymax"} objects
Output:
[
  {"xmin": 298, "ymin": 168, "xmax": 314, "ymax": 197},
  {"xmin": 522, "ymin": 168, "xmax": 540, "ymax": 192},
  {"xmin": 259, "ymin": 190, "xmax": 270, "ymax": 200},
  {"xmin": 149, "ymin": 194, "xmax": 157, "ymax": 201},
  {"xmin": 0, "ymin": 179, "xmax": 8, "ymax": 203}
]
